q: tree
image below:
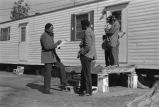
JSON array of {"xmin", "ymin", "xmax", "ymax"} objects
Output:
[{"xmin": 10, "ymin": 0, "xmax": 30, "ymax": 20}]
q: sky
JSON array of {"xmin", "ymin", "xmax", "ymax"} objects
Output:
[
  {"xmin": 0, "ymin": 0, "xmax": 95, "ymax": 23},
  {"xmin": 0, "ymin": 0, "xmax": 72, "ymax": 23}
]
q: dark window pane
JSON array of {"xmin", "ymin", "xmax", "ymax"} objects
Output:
[
  {"xmin": 21, "ymin": 27, "xmax": 26, "ymax": 42},
  {"xmin": 71, "ymin": 14, "xmax": 75, "ymax": 41},
  {"xmin": 75, "ymin": 13, "xmax": 88, "ymax": 40},
  {"xmin": 112, "ymin": 11, "xmax": 122, "ymax": 31}
]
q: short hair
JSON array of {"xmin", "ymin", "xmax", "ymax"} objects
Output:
[
  {"xmin": 45, "ymin": 23, "xmax": 53, "ymax": 30},
  {"xmin": 81, "ymin": 20, "xmax": 90, "ymax": 30}
]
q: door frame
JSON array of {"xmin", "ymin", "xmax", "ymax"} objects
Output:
[
  {"xmin": 105, "ymin": 3, "xmax": 128, "ymax": 64},
  {"xmin": 18, "ymin": 22, "xmax": 28, "ymax": 62}
]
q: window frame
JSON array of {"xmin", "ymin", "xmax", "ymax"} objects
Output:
[
  {"xmin": 75, "ymin": 12, "xmax": 89, "ymax": 41},
  {"xmin": 19, "ymin": 22, "xmax": 28, "ymax": 43},
  {"xmin": 71, "ymin": 10, "xmax": 94, "ymax": 41}
]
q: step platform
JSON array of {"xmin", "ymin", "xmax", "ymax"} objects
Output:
[{"xmin": 65, "ymin": 65, "xmax": 137, "ymax": 93}]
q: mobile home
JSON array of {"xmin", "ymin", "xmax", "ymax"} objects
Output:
[{"xmin": 0, "ymin": 0, "xmax": 159, "ymax": 71}]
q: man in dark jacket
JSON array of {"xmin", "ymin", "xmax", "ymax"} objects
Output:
[
  {"xmin": 40, "ymin": 23, "xmax": 68, "ymax": 94},
  {"xmin": 78, "ymin": 20, "xmax": 97, "ymax": 96}
]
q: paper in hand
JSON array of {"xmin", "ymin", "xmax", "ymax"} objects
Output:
[{"xmin": 57, "ymin": 39, "xmax": 67, "ymax": 49}]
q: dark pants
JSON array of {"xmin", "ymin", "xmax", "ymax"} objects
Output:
[
  {"xmin": 54, "ymin": 61, "xmax": 67, "ymax": 86},
  {"xmin": 44, "ymin": 62, "xmax": 67, "ymax": 92},
  {"xmin": 80, "ymin": 56, "xmax": 92, "ymax": 95},
  {"xmin": 44, "ymin": 63, "xmax": 52, "ymax": 92},
  {"xmin": 104, "ymin": 47, "xmax": 111, "ymax": 66}
]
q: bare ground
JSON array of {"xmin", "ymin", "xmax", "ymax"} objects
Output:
[{"xmin": 0, "ymin": 71, "xmax": 151, "ymax": 107}]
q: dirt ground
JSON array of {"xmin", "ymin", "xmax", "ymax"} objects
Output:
[{"xmin": 0, "ymin": 71, "xmax": 151, "ymax": 107}]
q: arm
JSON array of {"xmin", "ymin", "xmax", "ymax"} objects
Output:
[{"xmin": 79, "ymin": 31, "xmax": 91, "ymax": 55}]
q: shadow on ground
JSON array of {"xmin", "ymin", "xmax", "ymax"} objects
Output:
[
  {"xmin": 26, "ymin": 82, "xmax": 63, "ymax": 94},
  {"xmin": 26, "ymin": 83, "xmax": 44, "ymax": 93}
]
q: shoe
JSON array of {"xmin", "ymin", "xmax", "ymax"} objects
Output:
[
  {"xmin": 59, "ymin": 85, "xmax": 66, "ymax": 91},
  {"xmin": 79, "ymin": 92, "xmax": 85, "ymax": 96},
  {"xmin": 43, "ymin": 90, "xmax": 53, "ymax": 94},
  {"xmin": 79, "ymin": 92, "xmax": 92, "ymax": 96},
  {"xmin": 85, "ymin": 93, "xmax": 92, "ymax": 96}
]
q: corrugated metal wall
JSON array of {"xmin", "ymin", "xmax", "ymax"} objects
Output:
[{"xmin": 127, "ymin": 0, "xmax": 159, "ymax": 69}]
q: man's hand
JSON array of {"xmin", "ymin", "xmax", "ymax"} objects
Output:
[{"xmin": 56, "ymin": 40, "xmax": 62, "ymax": 45}]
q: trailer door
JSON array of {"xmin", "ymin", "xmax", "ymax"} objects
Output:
[
  {"xmin": 106, "ymin": 3, "xmax": 128, "ymax": 64},
  {"xmin": 18, "ymin": 23, "xmax": 28, "ymax": 62}
]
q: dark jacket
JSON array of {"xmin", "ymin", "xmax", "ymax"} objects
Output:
[{"xmin": 40, "ymin": 32, "xmax": 59, "ymax": 63}]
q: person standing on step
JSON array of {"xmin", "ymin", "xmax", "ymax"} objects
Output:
[
  {"xmin": 105, "ymin": 15, "xmax": 120, "ymax": 66},
  {"xmin": 40, "ymin": 23, "xmax": 68, "ymax": 94},
  {"xmin": 102, "ymin": 22, "xmax": 112, "ymax": 67},
  {"xmin": 77, "ymin": 20, "xmax": 97, "ymax": 96}
]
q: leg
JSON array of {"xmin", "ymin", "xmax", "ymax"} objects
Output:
[
  {"xmin": 80, "ymin": 56, "xmax": 92, "ymax": 95},
  {"xmin": 105, "ymin": 50, "xmax": 110, "ymax": 66},
  {"xmin": 111, "ymin": 47, "xmax": 118, "ymax": 66},
  {"xmin": 79, "ymin": 66, "xmax": 86, "ymax": 93},
  {"xmin": 116, "ymin": 46, "xmax": 119, "ymax": 66},
  {"xmin": 44, "ymin": 63, "xmax": 52, "ymax": 93},
  {"xmin": 107, "ymin": 47, "xmax": 111, "ymax": 66},
  {"xmin": 55, "ymin": 61, "xmax": 68, "ymax": 86},
  {"xmin": 109, "ymin": 48, "xmax": 114, "ymax": 66}
]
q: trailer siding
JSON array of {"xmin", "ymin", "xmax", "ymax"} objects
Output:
[
  {"xmin": 127, "ymin": 0, "xmax": 159, "ymax": 69},
  {"xmin": 24, "ymin": 0, "xmax": 130, "ymax": 66}
]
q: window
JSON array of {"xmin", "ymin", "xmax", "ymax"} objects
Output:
[
  {"xmin": 76, "ymin": 13, "xmax": 88, "ymax": 40},
  {"xmin": 19, "ymin": 22, "xmax": 28, "ymax": 42},
  {"xmin": 71, "ymin": 11, "xmax": 94, "ymax": 41},
  {"xmin": 0, "ymin": 27, "xmax": 10, "ymax": 41},
  {"xmin": 21, "ymin": 27, "xmax": 26, "ymax": 42}
]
